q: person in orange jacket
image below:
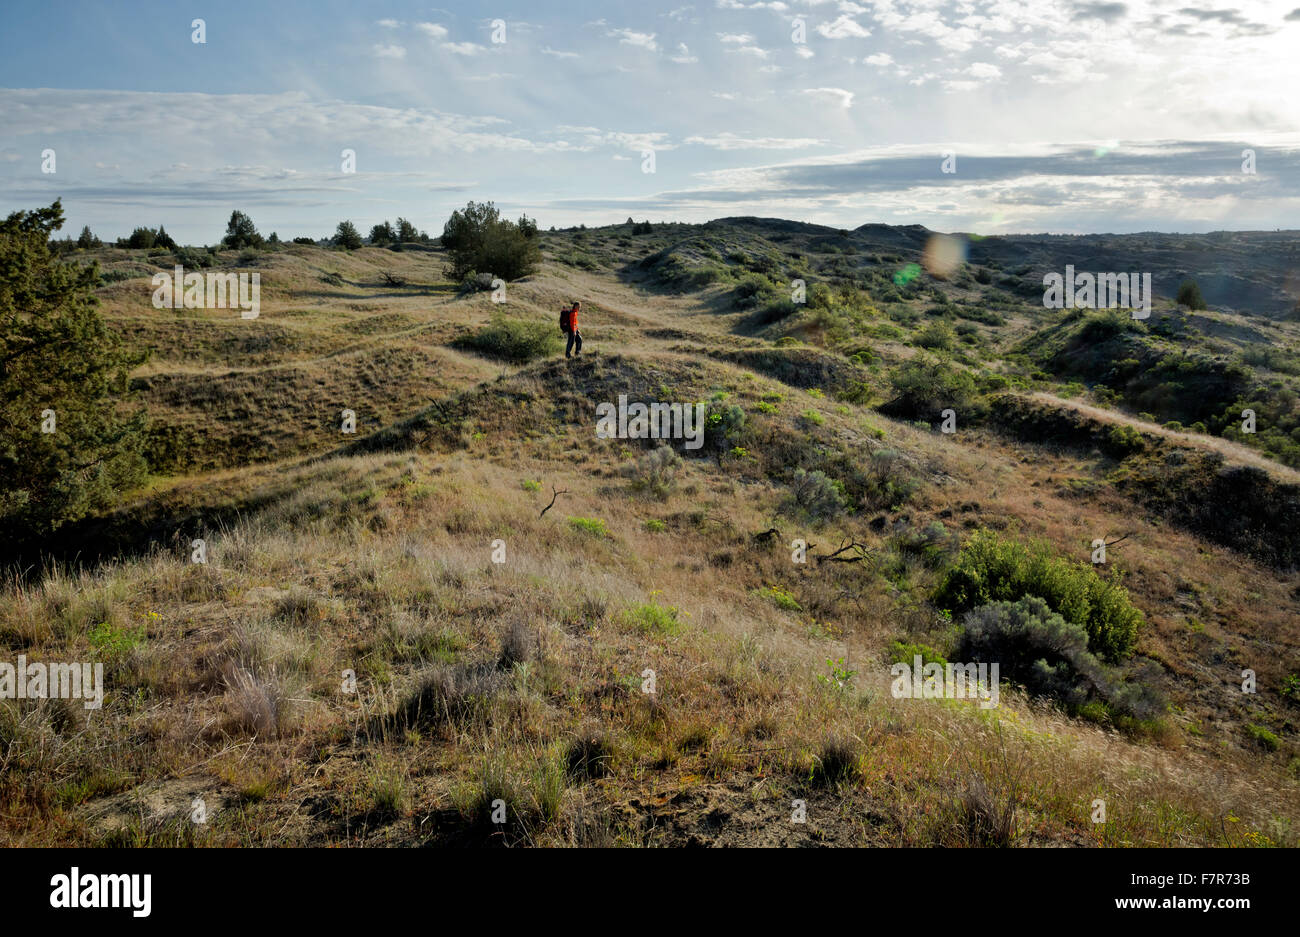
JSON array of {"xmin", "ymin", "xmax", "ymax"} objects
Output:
[{"xmin": 560, "ymin": 300, "xmax": 583, "ymax": 358}]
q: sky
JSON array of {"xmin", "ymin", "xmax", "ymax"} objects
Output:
[{"xmin": 3, "ymin": 0, "xmax": 1300, "ymax": 241}]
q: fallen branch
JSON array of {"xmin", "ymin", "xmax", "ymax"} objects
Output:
[
  {"xmin": 539, "ymin": 486, "xmax": 569, "ymax": 518},
  {"xmin": 1104, "ymin": 532, "xmax": 1133, "ymax": 548},
  {"xmin": 381, "ymin": 271, "xmax": 408, "ymax": 288},
  {"xmin": 813, "ymin": 537, "xmax": 873, "ymax": 564}
]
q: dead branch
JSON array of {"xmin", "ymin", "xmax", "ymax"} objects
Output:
[
  {"xmin": 539, "ymin": 486, "xmax": 569, "ymax": 518},
  {"xmin": 1104, "ymin": 532, "xmax": 1133, "ymax": 548},
  {"xmin": 813, "ymin": 537, "xmax": 873, "ymax": 564}
]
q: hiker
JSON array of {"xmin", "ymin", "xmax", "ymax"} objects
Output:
[{"xmin": 561, "ymin": 300, "xmax": 583, "ymax": 358}]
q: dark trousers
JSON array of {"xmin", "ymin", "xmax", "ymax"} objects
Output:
[{"xmin": 565, "ymin": 329, "xmax": 582, "ymax": 357}]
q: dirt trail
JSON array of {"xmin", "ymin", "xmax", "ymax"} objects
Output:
[{"xmin": 1029, "ymin": 391, "xmax": 1300, "ymax": 483}]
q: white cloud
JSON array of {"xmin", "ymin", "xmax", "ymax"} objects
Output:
[
  {"xmin": 671, "ymin": 42, "xmax": 699, "ymax": 63},
  {"xmin": 802, "ymin": 87, "xmax": 855, "ymax": 108},
  {"xmin": 864, "ymin": 52, "xmax": 894, "ymax": 66},
  {"xmin": 542, "ymin": 46, "xmax": 579, "ymax": 58},
  {"xmin": 795, "ymin": 45, "xmax": 815, "ymax": 58},
  {"xmin": 817, "ymin": 15, "xmax": 871, "ymax": 39},
  {"xmin": 718, "ymin": 32, "xmax": 754, "ymax": 44},
  {"xmin": 608, "ymin": 28, "xmax": 658, "ymax": 52},
  {"xmin": 685, "ymin": 132, "xmax": 825, "ymax": 150},
  {"xmin": 372, "ymin": 44, "xmax": 406, "ymax": 60},
  {"xmin": 443, "ymin": 42, "xmax": 484, "ymax": 56},
  {"xmin": 968, "ymin": 62, "xmax": 1002, "ymax": 80},
  {"xmin": 414, "ymin": 23, "xmax": 449, "ymax": 40},
  {"xmin": 377, "ymin": 19, "xmax": 400, "ymax": 29}
]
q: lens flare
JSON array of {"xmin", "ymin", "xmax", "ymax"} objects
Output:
[{"xmin": 922, "ymin": 233, "xmax": 968, "ymax": 280}]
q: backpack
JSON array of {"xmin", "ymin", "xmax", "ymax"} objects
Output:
[{"xmin": 560, "ymin": 305, "xmax": 574, "ymax": 331}]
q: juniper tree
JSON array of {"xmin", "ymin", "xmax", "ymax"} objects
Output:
[
  {"xmin": 222, "ymin": 210, "xmax": 263, "ymax": 249},
  {"xmin": 0, "ymin": 200, "xmax": 149, "ymax": 538},
  {"xmin": 334, "ymin": 220, "xmax": 363, "ymax": 250},
  {"xmin": 440, "ymin": 201, "xmax": 540, "ymax": 280},
  {"xmin": 1176, "ymin": 278, "xmax": 1206, "ymax": 310}
]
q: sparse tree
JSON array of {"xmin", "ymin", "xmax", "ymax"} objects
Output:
[
  {"xmin": 370, "ymin": 221, "xmax": 395, "ymax": 246},
  {"xmin": 0, "ymin": 200, "xmax": 149, "ymax": 539},
  {"xmin": 222, "ymin": 210, "xmax": 263, "ymax": 249},
  {"xmin": 334, "ymin": 220, "xmax": 364, "ymax": 250},
  {"xmin": 153, "ymin": 225, "xmax": 176, "ymax": 250},
  {"xmin": 440, "ymin": 201, "xmax": 540, "ymax": 280},
  {"xmin": 1176, "ymin": 279, "xmax": 1207, "ymax": 310},
  {"xmin": 126, "ymin": 226, "xmax": 156, "ymax": 249},
  {"xmin": 76, "ymin": 225, "xmax": 101, "ymax": 249},
  {"xmin": 395, "ymin": 217, "xmax": 419, "ymax": 243}
]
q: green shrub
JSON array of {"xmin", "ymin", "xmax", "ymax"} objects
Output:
[
  {"xmin": 915, "ymin": 321, "xmax": 956, "ymax": 351},
  {"xmin": 935, "ymin": 530, "xmax": 1143, "ymax": 661},
  {"xmin": 1245, "ymin": 723, "xmax": 1280, "ymax": 752},
  {"xmin": 755, "ymin": 584, "xmax": 801, "ymax": 611},
  {"xmin": 785, "ymin": 468, "xmax": 847, "ymax": 520},
  {"xmin": 455, "ymin": 315, "xmax": 561, "ymax": 363},
  {"xmin": 622, "ymin": 445, "xmax": 682, "ymax": 499},
  {"xmin": 884, "ymin": 353, "xmax": 978, "ymax": 420},
  {"xmin": 702, "ymin": 401, "xmax": 746, "ymax": 458},
  {"xmin": 1106, "ymin": 424, "xmax": 1145, "ymax": 456},
  {"xmin": 862, "ymin": 449, "xmax": 918, "ymax": 508},
  {"xmin": 567, "ymin": 516, "xmax": 609, "ymax": 538},
  {"xmin": 959, "ymin": 596, "xmax": 1162, "ymax": 720},
  {"xmin": 622, "ymin": 594, "xmax": 683, "ymax": 635},
  {"xmin": 732, "ymin": 273, "xmax": 777, "ymax": 309},
  {"xmin": 887, "ymin": 640, "xmax": 947, "ymax": 667},
  {"xmin": 1176, "ymin": 279, "xmax": 1207, "ymax": 310}
]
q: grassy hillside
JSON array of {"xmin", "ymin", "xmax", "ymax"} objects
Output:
[{"xmin": 3, "ymin": 220, "xmax": 1298, "ymax": 847}]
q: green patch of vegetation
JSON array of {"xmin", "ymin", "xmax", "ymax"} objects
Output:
[
  {"xmin": 815, "ymin": 657, "xmax": 857, "ymax": 690},
  {"xmin": 622, "ymin": 593, "xmax": 685, "ymax": 635},
  {"xmin": 959, "ymin": 596, "xmax": 1163, "ymax": 723},
  {"xmin": 567, "ymin": 516, "xmax": 609, "ymax": 538},
  {"xmin": 88, "ymin": 620, "xmax": 146, "ymax": 661},
  {"xmin": 1246, "ymin": 723, "xmax": 1280, "ymax": 752},
  {"xmin": 755, "ymin": 584, "xmax": 801, "ymax": 612},
  {"xmin": 887, "ymin": 640, "xmax": 947, "ymax": 667},
  {"xmin": 934, "ymin": 529, "xmax": 1144, "ymax": 661},
  {"xmin": 784, "ymin": 468, "xmax": 848, "ymax": 520},
  {"xmin": 884, "ymin": 353, "xmax": 979, "ymax": 421},
  {"xmin": 455, "ymin": 315, "xmax": 562, "ymax": 363}
]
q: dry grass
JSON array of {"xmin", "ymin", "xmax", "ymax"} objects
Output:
[{"xmin": 1, "ymin": 240, "xmax": 1296, "ymax": 847}]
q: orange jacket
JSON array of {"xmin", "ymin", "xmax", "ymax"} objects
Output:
[{"xmin": 561, "ymin": 304, "xmax": 579, "ymax": 331}]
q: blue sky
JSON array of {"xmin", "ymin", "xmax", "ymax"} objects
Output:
[{"xmin": 3, "ymin": 0, "xmax": 1300, "ymax": 241}]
